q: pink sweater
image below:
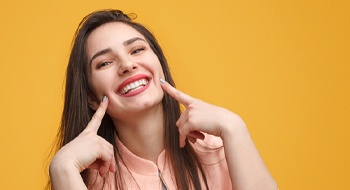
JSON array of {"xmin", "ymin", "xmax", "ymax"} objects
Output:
[{"xmin": 88, "ymin": 134, "xmax": 232, "ymax": 189}]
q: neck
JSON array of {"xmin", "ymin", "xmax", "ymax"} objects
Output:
[{"xmin": 113, "ymin": 104, "xmax": 165, "ymax": 164}]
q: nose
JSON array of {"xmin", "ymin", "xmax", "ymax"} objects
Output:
[{"xmin": 118, "ymin": 59, "xmax": 138, "ymax": 75}]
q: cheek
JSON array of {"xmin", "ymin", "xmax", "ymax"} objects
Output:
[
  {"xmin": 90, "ymin": 73, "xmax": 114, "ymax": 97},
  {"xmin": 145, "ymin": 53, "xmax": 164, "ymax": 77},
  {"xmin": 154, "ymin": 61, "xmax": 165, "ymax": 78},
  {"xmin": 160, "ymin": 72, "xmax": 166, "ymax": 81}
]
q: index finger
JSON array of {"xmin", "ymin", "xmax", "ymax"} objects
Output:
[
  {"xmin": 85, "ymin": 96, "xmax": 109, "ymax": 133},
  {"xmin": 160, "ymin": 79, "xmax": 194, "ymax": 107}
]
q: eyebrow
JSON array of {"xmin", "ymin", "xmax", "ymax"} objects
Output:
[
  {"xmin": 123, "ymin": 37, "xmax": 146, "ymax": 46},
  {"xmin": 89, "ymin": 37, "xmax": 146, "ymax": 65},
  {"xmin": 89, "ymin": 48, "xmax": 112, "ymax": 65}
]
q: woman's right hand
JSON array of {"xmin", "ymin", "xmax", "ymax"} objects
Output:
[{"xmin": 49, "ymin": 96, "xmax": 115, "ymax": 189}]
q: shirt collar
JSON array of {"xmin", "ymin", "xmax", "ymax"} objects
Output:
[{"xmin": 115, "ymin": 135, "xmax": 166, "ymax": 176}]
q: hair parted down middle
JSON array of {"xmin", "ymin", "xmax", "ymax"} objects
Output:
[{"xmin": 49, "ymin": 9, "xmax": 209, "ymax": 190}]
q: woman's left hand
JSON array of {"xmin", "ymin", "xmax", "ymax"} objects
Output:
[
  {"xmin": 161, "ymin": 79, "xmax": 278, "ymax": 189},
  {"xmin": 160, "ymin": 79, "xmax": 245, "ymax": 147}
]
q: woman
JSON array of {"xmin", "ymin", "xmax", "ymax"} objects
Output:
[{"xmin": 48, "ymin": 9, "xmax": 277, "ymax": 190}]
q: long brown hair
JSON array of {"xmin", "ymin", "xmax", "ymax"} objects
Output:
[{"xmin": 47, "ymin": 9, "xmax": 208, "ymax": 190}]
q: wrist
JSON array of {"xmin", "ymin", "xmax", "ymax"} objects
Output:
[
  {"xmin": 49, "ymin": 155, "xmax": 79, "ymax": 178},
  {"xmin": 219, "ymin": 112, "xmax": 249, "ymax": 142},
  {"xmin": 50, "ymin": 157, "xmax": 86, "ymax": 189}
]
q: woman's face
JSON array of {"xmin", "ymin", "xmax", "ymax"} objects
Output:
[{"xmin": 86, "ymin": 22, "xmax": 165, "ymax": 120}]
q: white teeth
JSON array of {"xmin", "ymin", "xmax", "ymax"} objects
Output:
[{"xmin": 119, "ymin": 79, "xmax": 148, "ymax": 95}]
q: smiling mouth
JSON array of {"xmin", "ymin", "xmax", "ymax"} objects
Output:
[{"xmin": 118, "ymin": 79, "xmax": 149, "ymax": 95}]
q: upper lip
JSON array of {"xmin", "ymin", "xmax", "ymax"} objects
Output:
[{"xmin": 116, "ymin": 74, "xmax": 151, "ymax": 94}]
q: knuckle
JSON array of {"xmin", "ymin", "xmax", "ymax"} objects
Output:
[
  {"xmin": 81, "ymin": 129, "xmax": 94, "ymax": 137},
  {"xmin": 187, "ymin": 117, "xmax": 196, "ymax": 126},
  {"xmin": 179, "ymin": 125, "xmax": 190, "ymax": 135},
  {"xmin": 178, "ymin": 127, "xmax": 184, "ymax": 134},
  {"xmin": 189, "ymin": 100, "xmax": 199, "ymax": 107},
  {"xmin": 176, "ymin": 120, "xmax": 181, "ymax": 127},
  {"xmin": 107, "ymin": 143, "xmax": 114, "ymax": 152},
  {"xmin": 91, "ymin": 135, "xmax": 100, "ymax": 143},
  {"xmin": 92, "ymin": 113, "xmax": 100, "ymax": 120},
  {"xmin": 174, "ymin": 90, "xmax": 182, "ymax": 99}
]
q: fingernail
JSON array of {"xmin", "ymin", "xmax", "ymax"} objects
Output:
[
  {"xmin": 102, "ymin": 95, "xmax": 107, "ymax": 102},
  {"xmin": 160, "ymin": 78, "xmax": 166, "ymax": 84}
]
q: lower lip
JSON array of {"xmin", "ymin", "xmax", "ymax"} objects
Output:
[{"xmin": 118, "ymin": 80, "xmax": 151, "ymax": 97}]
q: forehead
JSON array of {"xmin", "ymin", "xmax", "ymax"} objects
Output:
[{"xmin": 86, "ymin": 22, "xmax": 145, "ymax": 53}]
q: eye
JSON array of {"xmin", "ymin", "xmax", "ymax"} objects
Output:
[
  {"xmin": 131, "ymin": 46, "xmax": 146, "ymax": 55},
  {"xmin": 97, "ymin": 61, "xmax": 112, "ymax": 69}
]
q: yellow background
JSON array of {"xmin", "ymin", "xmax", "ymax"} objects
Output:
[{"xmin": 0, "ymin": 0, "xmax": 349, "ymax": 189}]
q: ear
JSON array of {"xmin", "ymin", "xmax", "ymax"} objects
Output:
[{"xmin": 87, "ymin": 95, "xmax": 99, "ymax": 111}]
